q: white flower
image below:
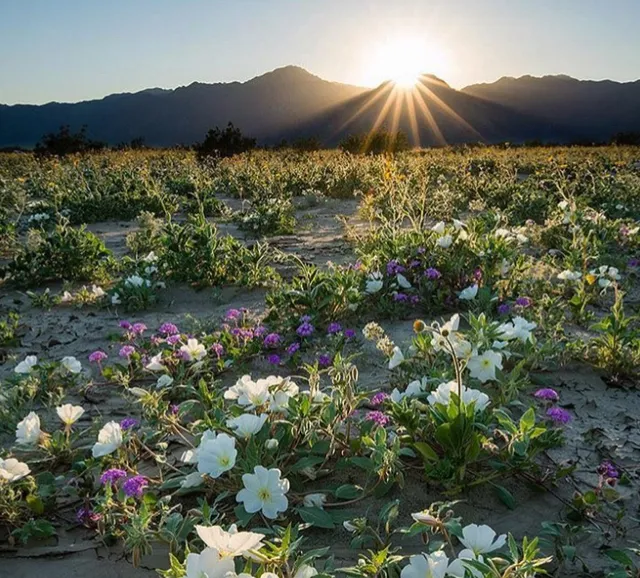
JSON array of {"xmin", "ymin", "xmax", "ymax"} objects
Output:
[
  {"xmin": 411, "ymin": 511, "xmax": 438, "ymax": 526},
  {"xmin": 390, "ymin": 379, "xmax": 425, "ymax": 403},
  {"xmin": 294, "ymin": 565, "xmax": 318, "ymax": 578},
  {"xmin": 236, "ymin": 466, "xmax": 289, "ymax": 519},
  {"xmin": 15, "ymin": 355, "xmax": 38, "ymax": 374},
  {"xmin": 459, "ymin": 523, "xmax": 506, "ymax": 555},
  {"xmin": 396, "ymin": 273, "xmax": 412, "ymax": 289},
  {"xmin": 436, "ymin": 234, "xmax": 453, "ymax": 249},
  {"xmin": 453, "ymin": 219, "xmax": 466, "ymax": 230},
  {"xmin": 516, "ymin": 233, "xmax": 528, "ymax": 244},
  {"xmin": 558, "ymin": 200, "xmax": 569, "ymax": 210},
  {"xmin": 56, "ymin": 404, "xmax": 84, "ymax": 426},
  {"xmin": 180, "ymin": 338, "xmax": 207, "ymax": 361},
  {"xmin": 111, "ymin": 293, "xmax": 122, "ymax": 305},
  {"xmin": 0, "ymin": 458, "xmax": 31, "ymax": 482},
  {"xmin": 303, "ymin": 493, "xmax": 327, "ymax": 508},
  {"xmin": 197, "ymin": 432, "xmax": 238, "ymax": 478},
  {"xmin": 494, "ymin": 228, "xmax": 511, "ymax": 239},
  {"xmin": 181, "ymin": 472, "xmax": 205, "ymax": 489},
  {"xmin": 400, "ymin": 551, "xmax": 450, "ymax": 578},
  {"xmin": 145, "ymin": 353, "xmax": 166, "ymax": 371},
  {"xmin": 16, "ymin": 412, "xmax": 42, "ymax": 445},
  {"xmin": 498, "ymin": 316, "xmax": 537, "ymax": 343},
  {"xmin": 185, "ymin": 548, "xmax": 234, "ymax": 578},
  {"xmin": 61, "ymin": 291, "xmax": 74, "ymax": 303},
  {"xmin": 156, "ymin": 374, "xmax": 174, "ymax": 388},
  {"xmin": 60, "ymin": 356, "xmax": 82, "ymax": 374},
  {"xmin": 91, "ymin": 285, "xmax": 106, "ymax": 298},
  {"xmin": 388, "ymin": 346, "xmax": 404, "ymax": 370},
  {"xmin": 432, "ymin": 221, "xmax": 446, "ymax": 234},
  {"xmin": 467, "ymin": 350, "xmax": 503, "ymax": 383},
  {"xmin": 343, "ymin": 521, "xmax": 358, "ymax": 532},
  {"xmin": 143, "ymin": 251, "xmax": 158, "ymax": 263},
  {"xmin": 447, "ymin": 549, "xmax": 484, "ymax": 578},
  {"xmin": 195, "ymin": 524, "xmax": 264, "ymax": 558},
  {"xmin": 500, "ymin": 259, "xmax": 511, "ymax": 276},
  {"xmin": 458, "ymin": 284, "xmax": 478, "ymax": 301},
  {"xmin": 124, "ymin": 275, "xmax": 145, "ymax": 288},
  {"xmin": 427, "ymin": 381, "xmax": 490, "ymax": 412},
  {"xmin": 227, "ymin": 414, "xmax": 268, "ymax": 438},
  {"xmin": 365, "ymin": 272, "xmax": 384, "ymax": 294},
  {"xmin": 92, "ymin": 421, "xmax": 123, "ymax": 458},
  {"xmin": 265, "ymin": 438, "xmax": 279, "ymax": 450},
  {"xmin": 225, "ymin": 374, "xmax": 253, "ymax": 400},
  {"xmin": 237, "ymin": 379, "xmax": 271, "ymax": 409},
  {"xmin": 144, "ymin": 265, "xmax": 158, "ymax": 275},
  {"xmin": 557, "ymin": 270, "xmax": 582, "ymax": 281}
]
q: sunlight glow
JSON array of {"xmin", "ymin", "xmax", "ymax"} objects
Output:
[{"xmin": 363, "ymin": 37, "xmax": 449, "ymax": 88}]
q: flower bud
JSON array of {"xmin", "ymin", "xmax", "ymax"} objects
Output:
[{"xmin": 265, "ymin": 438, "xmax": 279, "ymax": 450}]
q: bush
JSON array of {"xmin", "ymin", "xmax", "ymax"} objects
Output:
[
  {"xmin": 339, "ymin": 129, "xmax": 410, "ymax": 155},
  {"xmin": 195, "ymin": 122, "xmax": 257, "ymax": 161},
  {"xmin": 34, "ymin": 125, "xmax": 105, "ymax": 157}
]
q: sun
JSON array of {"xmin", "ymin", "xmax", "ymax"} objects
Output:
[{"xmin": 363, "ymin": 37, "xmax": 449, "ymax": 89}]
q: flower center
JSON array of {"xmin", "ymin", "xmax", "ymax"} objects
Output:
[
  {"xmin": 258, "ymin": 487, "xmax": 272, "ymax": 502},
  {"xmin": 218, "ymin": 456, "xmax": 230, "ymax": 467}
]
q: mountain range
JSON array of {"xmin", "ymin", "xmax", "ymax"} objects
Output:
[{"xmin": 1, "ymin": 66, "xmax": 639, "ymax": 148}]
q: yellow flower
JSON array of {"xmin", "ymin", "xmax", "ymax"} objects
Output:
[{"xmin": 586, "ymin": 274, "xmax": 597, "ymax": 285}]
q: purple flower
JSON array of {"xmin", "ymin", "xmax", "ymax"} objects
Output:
[
  {"xmin": 286, "ymin": 342, "xmax": 301, "ymax": 355},
  {"xmin": 371, "ymin": 392, "xmax": 389, "ymax": 406},
  {"xmin": 263, "ymin": 333, "xmax": 281, "ymax": 348},
  {"xmin": 76, "ymin": 507, "xmax": 100, "ymax": 525},
  {"xmin": 231, "ymin": 327, "xmax": 254, "ymax": 341},
  {"xmin": 597, "ymin": 460, "xmax": 619, "ymax": 481},
  {"xmin": 344, "ymin": 329, "xmax": 356, "ymax": 340},
  {"xmin": 89, "ymin": 350, "xmax": 107, "ymax": 364},
  {"xmin": 119, "ymin": 345, "xmax": 135, "ymax": 358},
  {"xmin": 534, "ymin": 388, "xmax": 559, "ymax": 401},
  {"xmin": 628, "ymin": 258, "xmax": 640, "ymax": 268},
  {"xmin": 211, "ymin": 342, "xmax": 224, "ymax": 357},
  {"xmin": 120, "ymin": 417, "xmax": 139, "ymax": 430},
  {"xmin": 300, "ymin": 314, "xmax": 312, "ymax": 323},
  {"xmin": 166, "ymin": 334, "xmax": 181, "ymax": 346},
  {"xmin": 254, "ymin": 325, "xmax": 268, "ymax": 337},
  {"xmin": 119, "ymin": 320, "xmax": 132, "ymax": 330},
  {"xmin": 158, "ymin": 322, "xmax": 179, "ymax": 336},
  {"xmin": 409, "ymin": 260, "xmax": 421, "ymax": 269},
  {"xmin": 546, "ymin": 407, "xmax": 572, "ymax": 424},
  {"xmin": 318, "ymin": 354, "xmax": 332, "ymax": 367},
  {"xmin": 409, "ymin": 295, "xmax": 420, "ymax": 305},
  {"xmin": 393, "ymin": 292, "xmax": 408, "ymax": 302},
  {"xmin": 365, "ymin": 411, "xmax": 390, "ymax": 426},
  {"xmin": 122, "ymin": 475, "xmax": 148, "ymax": 498},
  {"xmin": 473, "ymin": 268, "xmax": 483, "ymax": 281},
  {"xmin": 386, "ymin": 260, "xmax": 405, "ymax": 275},
  {"xmin": 515, "ymin": 297, "xmax": 532, "ymax": 308},
  {"xmin": 267, "ymin": 354, "xmax": 281, "ymax": 365},
  {"xmin": 225, "ymin": 309, "xmax": 242, "ymax": 321},
  {"xmin": 296, "ymin": 321, "xmax": 315, "ymax": 338},
  {"xmin": 327, "ymin": 322, "xmax": 342, "ymax": 335},
  {"xmin": 497, "ymin": 303, "xmax": 511, "ymax": 315},
  {"xmin": 100, "ymin": 468, "xmax": 127, "ymax": 486},
  {"xmin": 169, "ymin": 404, "xmax": 179, "ymax": 415},
  {"xmin": 131, "ymin": 322, "xmax": 147, "ymax": 335},
  {"xmin": 424, "ymin": 267, "xmax": 442, "ymax": 280},
  {"xmin": 417, "ymin": 247, "xmax": 426, "ymax": 254}
]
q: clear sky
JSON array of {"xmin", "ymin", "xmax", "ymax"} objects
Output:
[{"xmin": 1, "ymin": 0, "xmax": 638, "ymax": 105}]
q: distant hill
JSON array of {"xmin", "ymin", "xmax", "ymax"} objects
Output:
[
  {"xmin": 0, "ymin": 66, "xmax": 366, "ymax": 148},
  {"xmin": 462, "ymin": 75, "xmax": 640, "ymax": 142},
  {"xmin": 285, "ymin": 74, "xmax": 573, "ymax": 147},
  {"xmin": 1, "ymin": 67, "xmax": 638, "ymax": 148}
]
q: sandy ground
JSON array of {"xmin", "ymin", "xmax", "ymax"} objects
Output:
[{"xmin": 1, "ymin": 199, "xmax": 639, "ymax": 577}]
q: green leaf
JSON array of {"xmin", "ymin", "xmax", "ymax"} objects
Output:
[
  {"xmin": 233, "ymin": 504, "xmax": 255, "ymax": 527},
  {"xmin": 604, "ymin": 549, "xmax": 634, "ymax": 567},
  {"xmin": 26, "ymin": 495, "xmax": 44, "ymax": 515},
  {"xmin": 349, "ymin": 457, "xmax": 375, "ymax": 471},
  {"xmin": 493, "ymin": 484, "xmax": 516, "ymax": 510},
  {"xmin": 298, "ymin": 507, "xmax": 335, "ymax": 529},
  {"xmin": 335, "ymin": 484, "xmax": 360, "ymax": 500},
  {"xmin": 519, "ymin": 407, "xmax": 536, "ymax": 431},
  {"xmin": 414, "ymin": 442, "xmax": 439, "ymax": 463}
]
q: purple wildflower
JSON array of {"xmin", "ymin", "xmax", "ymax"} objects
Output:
[
  {"xmin": 497, "ymin": 303, "xmax": 511, "ymax": 315},
  {"xmin": 297, "ymin": 321, "xmax": 315, "ymax": 338},
  {"xmin": 515, "ymin": 297, "xmax": 532, "ymax": 308},
  {"xmin": 300, "ymin": 314, "xmax": 312, "ymax": 323},
  {"xmin": 473, "ymin": 268, "xmax": 483, "ymax": 281},
  {"xmin": 211, "ymin": 342, "xmax": 225, "ymax": 357},
  {"xmin": 286, "ymin": 342, "xmax": 301, "ymax": 355},
  {"xmin": 267, "ymin": 354, "xmax": 281, "ymax": 365},
  {"xmin": 327, "ymin": 322, "xmax": 342, "ymax": 335},
  {"xmin": 534, "ymin": 388, "xmax": 559, "ymax": 402},
  {"xmin": 76, "ymin": 507, "xmax": 100, "ymax": 525},
  {"xmin": 424, "ymin": 267, "xmax": 442, "ymax": 280},
  {"xmin": 225, "ymin": 309, "xmax": 242, "ymax": 321},
  {"xmin": 158, "ymin": 322, "xmax": 179, "ymax": 336},
  {"xmin": 119, "ymin": 320, "xmax": 132, "ymax": 330},
  {"xmin": 89, "ymin": 350, "xmax": 107, "ymax": 364},
  {"xmin": 119, "ymin": 345, "xmax": 135, "ymax": 358},
  {"xmin": 263, "ymin": 333, "xmax": 282, "ymax": 348},
  {"xmin": 344, "ymin": 329, "xmax": 356, "ymax": 340},
  {"xmin": 254, "ymin": 325, "xmax": 268, "ymax": 337},
  {"xmin": 386, "ymin": 260, "xmax": 405, "ymax": 275},
  {"xmin": 597, "ymin": 460, "xmax": 619, "ymax": 481},
  {"xmin": 131, "ymin": 322, "xmax": 147, "ymax": 335},
  {"xmin": 371, "ymin": 392, "xmax": 389, "ymax": 406},
  {"xmin": 120, "ymin": 418, "xmax": 139, "ymax": 430},
  {"xmin": 166, "ymin": 334, "xmax": 181, "ymax": 346},
  {"xmin": 546, "ymin": 407, "xmax": 572, "ymax": 424},
  {"xmin": 318, "ymin": 354, "xmax": 332, "ymax": 367},
  {"xmin": 169, "ymin": 404, "xmax": 179, "ymax": 415},
  {"xmin": 393, "ymin": 292, "xmax": 409, "ymax": 302},
  {"xmin": 122, "ymin": 475, "xmax": 148, "ymax": 498},
  {"xmin": 629, "ymin": 258, "xmax": 640, "ymax": 268},
  {"xmin": 417, "ymin": 247, "xmax": 426, "ymax": 254},
  {"xmin": 100, "ymin": 468, "xmax": 127, "ymax": 486},
  {"xmin": 365, "ymin": 411, "xmax": 390, "ymax": 427},
  {"xmin": 409, "ymin": 260, "xmax": 421, "ymax": 269},
  {"xmin": 409, "ymin": 295, "xmax": 420, "ymax": 305}
]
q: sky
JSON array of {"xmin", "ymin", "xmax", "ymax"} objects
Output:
[{"xmin": 1, "ymin": 0, "xmax": 639, "ymax": 105}]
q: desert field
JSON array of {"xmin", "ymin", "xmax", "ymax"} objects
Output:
[{"xmin": 1, "ymin": 147, "xmax": 639, "ymax": 577}]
